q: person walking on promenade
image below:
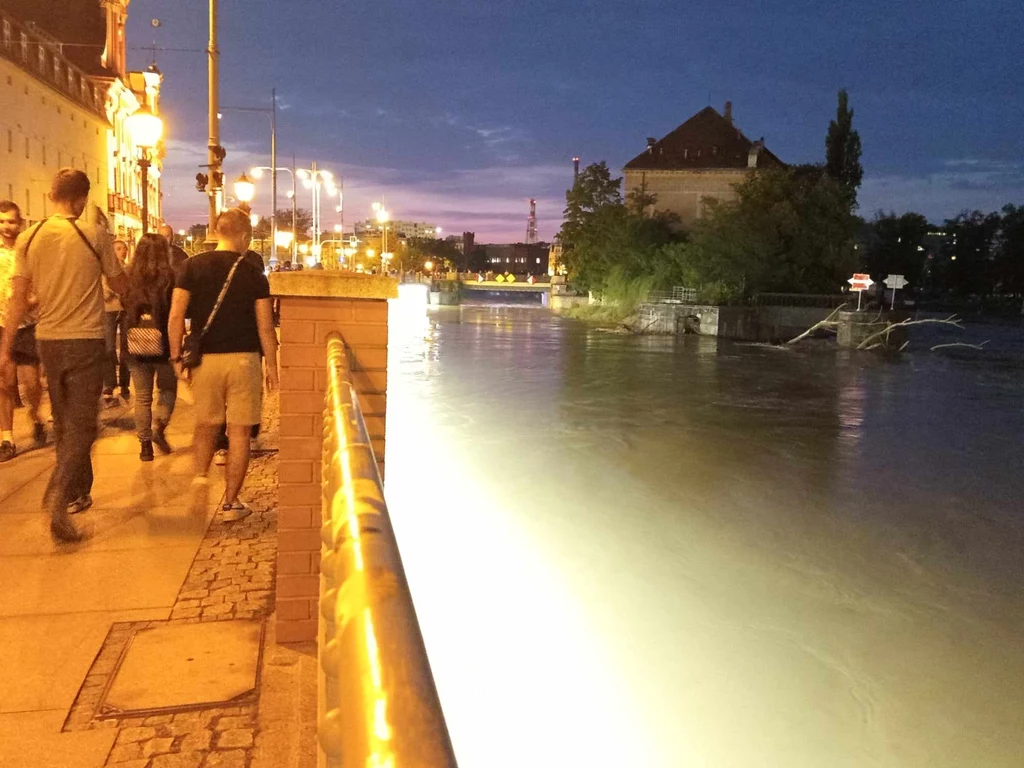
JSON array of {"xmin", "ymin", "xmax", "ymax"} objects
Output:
[
  {"xmin": 158, "ymin": 224, "xmax": 190, "ymax": 273},
  {"xmin": 168, "ymin": 208, "xmax": 278, "ymax": 521},
  {"xmin": 101, "ymin": 239, "xmax": 131, "ymax": 406},
  {"xmin": 0, "ymin": 169, "xmax": 128, "ymax": 542},
  {"xmin": 124, "ymin": 233, "xmax": 177, "ymax": 461},
  {"xmin": 0, "ymin": 200, "xmax": 46, "ymax": 461}
]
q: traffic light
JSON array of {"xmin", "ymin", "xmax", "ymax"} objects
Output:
[
  {"xmin": 211, "ymin": 144, "xmax": 226, "ymax": 162},
  {"xmin": 211, "ymin": 171, "xmax": 224, "ymax": 188},
  {"xmin": 195, "ymin": 172, "xmax": 208, "ymax": 192}
]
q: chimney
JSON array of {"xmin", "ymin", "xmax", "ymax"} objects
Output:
[
  {"xmin": 747, "ymin": 138, "xmax": 763, "ymax": 169},
  {"xmin": 724, "ymin": 101, "xmax": 733, "ymax": 124},
  {"xmin": 646, "ymin": 137, "xmax": 657, "ymax": 154}
]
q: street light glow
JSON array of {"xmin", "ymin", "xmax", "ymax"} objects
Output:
[
  {"xmin": 249, "ymin": 167, "xmax": 264, "ymax": 179},
  {"xmin": 234, "ymin": 173, "xmax": 256, "ymax": 203},
  {"xmin": 125, "ymin": 104, "xmax": 164, "ymax": 149}
]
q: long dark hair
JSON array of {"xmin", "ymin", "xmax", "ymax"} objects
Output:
[{"xmin": 125, "ymin": 233, "xmax": 174, "ymax": 318}]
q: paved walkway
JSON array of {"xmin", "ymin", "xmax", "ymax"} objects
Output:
[{"xmin": 0, "ymin": 388, "xmax": 316, "ymax": 768}]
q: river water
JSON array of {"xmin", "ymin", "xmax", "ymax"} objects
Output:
[{"xmin": 383, "ymin": 290, "xmax": 1024, "ymax": 768}]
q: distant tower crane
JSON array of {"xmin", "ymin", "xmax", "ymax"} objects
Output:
[
  {"xmin": 573, "ymin": 155, "xmax": 580, "ymax": 181},
  {"xmin": 526, "ymin": 198, "xmax": 538, "ymax": 244}
]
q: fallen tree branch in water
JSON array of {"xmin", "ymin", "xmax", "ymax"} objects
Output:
[
  {"xmin": 786, "ymin": 303, "xmax": 849, "ymax": 345},
  {"xmin": 930, "ymin": 341, "xmax": 989, "ymax": 352},
  {"xmin": 856, "ymin": 315, "xmax": 963, "ymax": 350}
]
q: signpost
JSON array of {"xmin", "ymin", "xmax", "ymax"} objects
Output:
[
  {"xmin": 883, "ymin": 274, "xmax": 909, "ymax": 309},
  {"xmin": 847, "ymin": 273, "xmax": 874, "ymax": 311}
]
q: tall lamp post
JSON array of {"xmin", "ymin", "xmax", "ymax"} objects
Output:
[
  {"xmin": 126, "ymin": 105, "xmax": 164, "ymax": 234},
  {"xmin": 372, "ymin": 201, "xmax": 390, "ymax": 261},
  {"xmin": 297, "ymin": 162, "xmax": 337, "ymax": 261}
]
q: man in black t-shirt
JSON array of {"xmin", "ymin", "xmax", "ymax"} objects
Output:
[{"xmin": 168, "ymin": 208, "xmax": 279, "ymax": 522}]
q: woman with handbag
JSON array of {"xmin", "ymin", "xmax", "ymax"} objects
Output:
[{"xmin": 124, "ymin": 233, "xmax": 177, "ymax": 461}]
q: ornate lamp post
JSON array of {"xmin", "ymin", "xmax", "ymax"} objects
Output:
[
  {"xmin": 125, "ymin": 104, "xmax": 164, "ymax": 234},
  {"xmin": 234, "ymin": 173, "xmax": 255, "ymax": 209}
]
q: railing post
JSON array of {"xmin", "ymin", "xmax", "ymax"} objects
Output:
[{"xmin": 270, "ymin": 271, "xmax": 397, "ymax": 645}]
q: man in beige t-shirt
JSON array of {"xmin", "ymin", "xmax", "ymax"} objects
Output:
[{"xmin": 0, "ymin": 169, "xmax": 127, "ymax": 542}]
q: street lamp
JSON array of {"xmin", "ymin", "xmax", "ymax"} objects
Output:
[
  {"xmin": 234, "ymin": 173, "xmax": 255, "ymax": 205},
  {"xmin": 125, "ymin": 104, "xmax": 164, "ymax": 234},
  {"xmin": 297, "ymin": 162, "xmax": 334, "ymax": 254},
  {"xmin": 251, "ymin": 163, "xmax": 297, "ymax": 262}
]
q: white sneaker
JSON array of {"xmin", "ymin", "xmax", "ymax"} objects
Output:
[
  {"xmin": 190, "ymin": 475, "xmax": 211, "ymax": 515},
  {"xmin": 220, "ymin": 500, "xmax": 253, "ymax": 522},
  {"xmin": 213, "ymin": 449, "xmax": 228, "ymax": 466}
]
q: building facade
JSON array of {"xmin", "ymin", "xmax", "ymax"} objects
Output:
[
  {"xmin": 468, "ymin": 243, "xmax": 550, "ymax": 276},
  {"xmin": 354, "ymin": 218, "xmax": 440, "ymax": 240},
  {"xmin": 623, "ymin": 102, "xmax": 784, "ymax": 228},
  {"xmin": 0, "ymin": 0, "xmax": 162, "ymax": 240}
]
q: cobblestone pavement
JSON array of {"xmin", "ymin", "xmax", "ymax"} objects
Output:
[{"xmin": 59, "ymin": 393, "xmax": 284, "ymax": 768}]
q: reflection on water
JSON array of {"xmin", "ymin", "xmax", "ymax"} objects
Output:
[{"xmin": 384, "ymin": 301, "xmax": 1024, "ymax": 768}]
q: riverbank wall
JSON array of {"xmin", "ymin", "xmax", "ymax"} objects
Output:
[{"xmin": 634, "ymin": 303, "xmax": 834, "ymax": 343}]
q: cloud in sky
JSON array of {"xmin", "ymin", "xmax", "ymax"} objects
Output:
[
  {"xmin": 160, "ymin": 139, "xmax": 570, "ymax": 243},
  {"xmin": 859, "ymin": 160, "xmax": 1024, "ymax": 221}
]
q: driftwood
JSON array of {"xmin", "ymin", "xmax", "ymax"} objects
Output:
[
  {"xmin": 786, "ymin": 303, "xmax": 849, "ymax": 345},
  {"xmin": 855, "ymin": 315, "xmax": 963, "ymax": 350},
  {"xmin": 930, "ymin": 341, "xmax": 989, "ymax": 352}
]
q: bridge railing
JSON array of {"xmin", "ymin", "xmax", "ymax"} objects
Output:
[{"xmin": 318, "ymin": 332, "xmax": 457, "ymax": 768}]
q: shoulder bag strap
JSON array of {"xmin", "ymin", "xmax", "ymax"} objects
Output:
[
  {"xmin": 66, "ymin": 218, "xmax": 104, "ymax": 264},
  {"xmin": 20, "ymin": 220, "xmax": 49, "ymax": 259},
  {"xmin": 198, "ymin": 255, "xmax": 245, "ymax": 340}
]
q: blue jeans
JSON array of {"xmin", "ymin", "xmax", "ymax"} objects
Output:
[
  {"xmin": 36, "ymin": 339, "xmax": 104, "ymax": 523},
  {"xmin": 129, "ymin": 361, "xmax": 177, "ymax": 440}
]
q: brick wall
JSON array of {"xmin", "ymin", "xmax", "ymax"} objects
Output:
[
  {"xmin": 624, "ymin": 168, "xmax": 748, "ymax": 226},
  {"xmin": 274, "ymin": 293, "xmax": 389, "ymax": 643}
]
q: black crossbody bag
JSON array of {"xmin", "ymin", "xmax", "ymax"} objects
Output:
[{"xmin": 180, "ymin": 255, "xmax": 244, "ymax": 370}]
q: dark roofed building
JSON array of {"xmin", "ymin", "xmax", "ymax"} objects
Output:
[
  {"xmin": 0, "ymin": 0, "xmax": 110, "ymax": 76},
  {"xmin": 624, "ymin": 102, "xmax": 785, "ymax": 226}
]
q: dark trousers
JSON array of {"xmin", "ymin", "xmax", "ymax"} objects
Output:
[
  {"xmin": 102, "ymin": 311, "xmax": 129, "ymax": 394},
  {"xmin": 37, "ymin": 339, "xmax": 104, "ymax": 523}
]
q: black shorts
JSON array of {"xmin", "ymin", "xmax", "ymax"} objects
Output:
[{"xmin": 1, "ymin": 325, "xmax": 41, "ymax": 366}]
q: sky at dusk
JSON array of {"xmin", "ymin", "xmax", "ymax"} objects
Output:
[{"xmin": 126, "ymin": 0, "xmax": 1024, "ymax": 242}]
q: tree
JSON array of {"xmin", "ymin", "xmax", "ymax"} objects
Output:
[
  {"xmin": 559, "ymin": 162, "xmax": 622, "ymax": 256},
  {"xmin": 825, "ymin": 90, "xmax": 863, "ymax": 207},
  {"xmin": 938, "ymin": 210, "xmax": 1001, "ymax": 299},
  {"xmin": 995, "ymin": 204, "xmax": 1024, "ymax": 302},
  {"xmin": 274, "ymin": 208, "xmax": 313, "ymax": 239},
  {"xmin": 670, "ymin": 168, "xmax": 859, "ymax": 300},
  {"xmin": 861, "ymin": 211, "xmax": 931, "ymax": 286}
]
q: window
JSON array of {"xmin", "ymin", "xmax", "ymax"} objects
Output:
[
  {"xmin": 712, "ymin": 145, "xmax": 719, "ymax": 156},
  {"xmin": 68, "ymin": 69, "xmax": 75, "ymax": 91},
  {"xmin": 53, "ymin": 58, "xmax": 60, "ymax": 83},
  {"xmin": 20, "ymin": 33, "xmax": 27, "ymax": 62},
  {"xmin": 3, "ymin": 20, "xmax": 11, "ymax": 49},
  {"xmin": 696, "ymin": 149, "xmax": 701, "ymax": 158},
  {"xmin": 683, "ymin": 149, "xmax": 689, "ymax": 159},
  {"xmin": 38, "ymin": 46, "xmax": 46, "ymax": 73}
]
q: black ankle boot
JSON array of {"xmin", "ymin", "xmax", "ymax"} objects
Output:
[
  {"xmin": 152, "ymin": 421, "xmax": 172, "ymax": 454},
  {"xmin": 140, "ymin": 440, "xmax": 154, "ymax": 462}
]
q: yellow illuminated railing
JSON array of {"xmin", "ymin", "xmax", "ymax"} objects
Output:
[{"xmin": 318, "ymin": 332, "xmax": 457, "ymax": 768}]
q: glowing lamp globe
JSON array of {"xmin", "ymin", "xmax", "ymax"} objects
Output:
[
  {"xmin": 126, "ymin": 105, "xmax": 163, "ymax": 150},
  {"xmin": 234, "ymin": 173, "xmax": 256, "ymax": 204}
]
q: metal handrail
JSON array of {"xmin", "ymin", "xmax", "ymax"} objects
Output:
[{"xmin": 318, "ymin": 332, "xmax": 457, "ymax": 768}]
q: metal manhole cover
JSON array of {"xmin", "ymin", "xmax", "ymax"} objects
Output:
[{"xmin": 99, "ymin": 620, "xmax": 264, "ymax": 717}]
